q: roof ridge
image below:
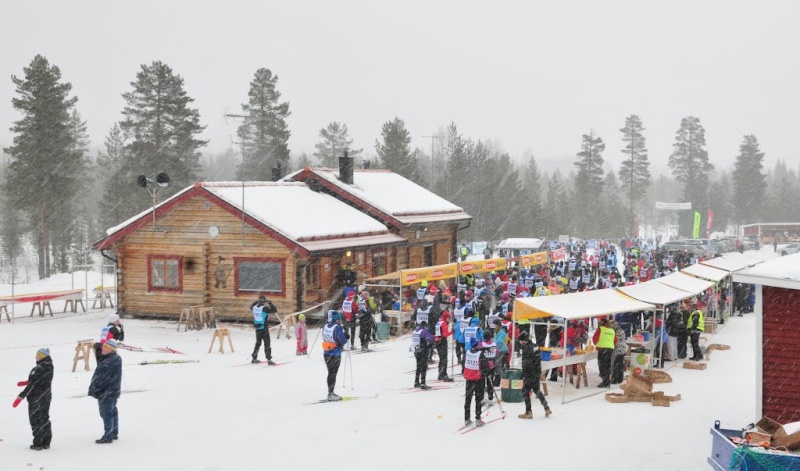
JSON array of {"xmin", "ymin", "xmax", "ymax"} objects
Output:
[{"xmin": 200, "ymin": 181, "xmax": 304, "ymax": 188}]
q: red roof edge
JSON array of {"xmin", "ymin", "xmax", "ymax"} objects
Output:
[
  {"xmin": 92, "ymin": 185, "xmax": 311, "ymax": 258},
  {"xmin": 291, "ymin": 168, "xmax": 405, "ymax": 230}
]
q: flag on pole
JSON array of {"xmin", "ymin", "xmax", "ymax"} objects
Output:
[
  {"xmin": 706, "ymin": 210, "xmax": 714, "ymax": 237},
  {"xmin": 693, "ymin": 211, "xmax": 701, "ymax": 239}
]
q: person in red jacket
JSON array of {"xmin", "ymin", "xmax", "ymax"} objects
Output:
[
  {"xmin": 435, "ymin": 311, "xmax": 454, "ymax": 382},
  {"xmin": 592, "ymin": 318, "xmax": 618, "ymax": 388},
  {"xmin": 341, "ymin": 291, "xmax": 358, "ymax": 350},
  {"xmin": 463, "ymin": 337, "xmax": 492, "ymax": 427}
]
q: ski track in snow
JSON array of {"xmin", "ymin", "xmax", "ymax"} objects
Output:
[{"xmin": 0, "ymin": 270, "xmax": 756, "ymax": 470}]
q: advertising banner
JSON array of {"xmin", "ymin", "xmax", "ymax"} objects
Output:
[
  {"xmin": 693, "ymin": 211, "xmax": 701, "ymax": 239},
  {"xmin": 401, "ymin": 263, "xmax": 459, "ymax": 286},
  {"xmin": 549, "ymin": 248, "xmax": 567, "ymax": 261},
  {"xmin": 706, "ymin": 210, "xmax": 714, "ymax": 237},
  {"xmin": 655, "ymin": 201, "xmax": 692, "ymax": 210},
  {"xmin": 519, "ymin": 251, "xmax": 549, "ymax": 267},
  {"xmin": 459, "ymin": 258, "xmax": 506, "ymax": 275}
]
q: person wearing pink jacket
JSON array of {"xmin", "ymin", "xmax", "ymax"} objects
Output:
[{"xmin": 295, "ymin": 314, "xmax": 308, "ymax": 355}]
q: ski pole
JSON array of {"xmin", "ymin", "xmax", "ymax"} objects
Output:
[
  {"xmin": 487, "ymin": 382, "xmax": 506, "ymax": 418},
  {"xmin": 307, "ymin": 324, "xmax": 323, "ymax": 358},
  {"xmin": 348, "ymin": 348, "xmax": 354, "ymax": 390}
]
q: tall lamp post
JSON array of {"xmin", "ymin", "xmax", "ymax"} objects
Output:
[{"xmin": 136, "ymin": 173, "xmax": 170, "ymax": 229}]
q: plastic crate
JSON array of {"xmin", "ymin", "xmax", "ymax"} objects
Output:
[{"xmin": 708, "ymin": 421, "xmax": 741, "ymax": 471}]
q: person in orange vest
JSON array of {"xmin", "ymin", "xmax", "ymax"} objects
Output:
[{"xmin": 592, "ymin": 318, "xmax": 618, "ymax": 388}]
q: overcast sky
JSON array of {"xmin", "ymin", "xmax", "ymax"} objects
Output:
[{"xmin": 1, "ymin": 1, "xmax": 798, "ymax": 175}]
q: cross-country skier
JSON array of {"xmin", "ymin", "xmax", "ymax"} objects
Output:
[
  {"xmin": 435, "ymin": 311, "xmax": 454, "ymax": 382},
  {"xmin": 412, "ymin": 321, "xmax": 434, "ymax": 389},
  {"xmin": 322, "ymin": 311, "xmax": 349, "ymax": 401},
  {"xmin": 517, "ymin": 331, "xmax": 551, "ymax": 419},
  {"xmin": 463, "ymin": 337, "xmax": 491, "ymax": 426},
  {"xmin": 251, "ymin": 296, "xmax": 276, "ymax": 365}
]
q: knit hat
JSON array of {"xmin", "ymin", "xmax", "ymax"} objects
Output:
[
  {"xmin": 329, "ymin": 311, "xmax": 342, "ymax": 322},
  {"xmin": 298, "ymin": 314, "xmax": 306, "ymax": 321},
  {"xmin": 108, "ymin": 314, "xmax": 120, "ymax": 324},
  {"xmin": 36, "ymin": 347, "xmax": 50, "ymax": 360},
  {"xmin": 470, "ymin": 337, "xmax": 480, "ymax": 348},
  {"xmin": 104, "ymin": 339, "xmax": 118, "ymax": 351},
  {"xmin": 518, "ymin": 331, "xmax": 530, "ymax": 342}
]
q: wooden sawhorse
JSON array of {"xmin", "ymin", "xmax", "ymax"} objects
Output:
[
  {"xmin": 63, "ymin": 298, "xmax": 87, "ymax": 313},
  {"xmin": 208, "ymin": 327, "xmax": 234, "ymax": 353},
  {"xmin": 30, "ymin": 301, "xmax": 53, "ymax": 317},
  {"xmin": 72, "ymin": 339, "xmax": 94, "ymax": 372}
]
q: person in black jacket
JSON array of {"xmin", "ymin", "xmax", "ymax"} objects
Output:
[
  {"xmin": 678, "ymin": 305, "xmax": 690, "ymax": 359},
  {"xmin": 518, "ymin": 332, "xmax": 551, "ymax": 419},
  {"xmin": 14, "ymin": 347, "xmax": 54, "ymax": 450},
  {"xmin": 666, "ymin": 305, "xmax": 683, "ymax": 361},
  {"xmin": 88, "ymin": 339, "xmax": 123, "ymax": 444}
]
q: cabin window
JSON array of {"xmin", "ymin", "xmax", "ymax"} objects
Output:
[
  {"xmin": 307, "ymin": 261, "xmax": 319, "ymax": 288},
  {"xmin": 235, "ymin": 257, "xmax": 285, "ymax": 295},
  {"xmin": 372, "ymin": 250, "xmax": 387, "ymax": 276},
  {"xmin": 147, "ymin": 255, "xmax": 183, "ymax": 292}
]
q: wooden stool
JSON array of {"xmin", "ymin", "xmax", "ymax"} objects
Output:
[
  {"xmin": 30, "ymin": 301, "xmax": 53, "ymax": 317},
  {"xmin": 0, "ymin": 305, "xmax": 10, "ymax": 322},
  {"xmin": 72, "ymin": 340, "xmax": 94, "ymax": 372},
  {"xmin": 275, "ymin": 312, "xmax": 296, "ymax": 339},
  {"xmin": 208, "ymin": 327, "xmax": 234, "ymax": 353}
]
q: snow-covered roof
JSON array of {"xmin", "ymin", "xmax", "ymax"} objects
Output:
[
  {"xmin": 618, "ymin": 280, "xmax": 698, "ymax": 306},
  {"xmin": 284, "ymin": 168, "xmax": 470, "ymax": 225},
  {"xmin": 202, "ymin": 182, "xmax": 391, "ymax": 241},
  {"xmin": 734, "ymin": 253, "xmax": 800, "ymax": 290},
  {"xmin": 497, "ymin": 238, "xmax": 544, "ymax": 250},
  {"xmin": 98, "ymin": 182, "xmax": 405, "ymax": 253}
]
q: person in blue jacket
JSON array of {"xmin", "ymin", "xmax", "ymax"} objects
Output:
[
  {"xmin": 322, "ymin": 311, "xmax": 349, "ymax": 401},
  {"xmin": 88, "ymin": 339, "xmax": 122, "ymax": 444}
]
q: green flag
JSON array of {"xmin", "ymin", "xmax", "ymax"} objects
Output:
[{"xmin": 693, "ymin": 211, "xmax": 701, "ymax": 239}]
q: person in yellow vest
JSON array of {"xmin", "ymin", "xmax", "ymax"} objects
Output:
[
  {"xmin": 686, "ymin": 303, "xmax": 705, "ymax": 361},
  {"xmin": 592, "ymin": 318, "xmax": 617, "ymax": 388}
]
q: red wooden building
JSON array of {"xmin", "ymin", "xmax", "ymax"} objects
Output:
[{"xmin": 734, "ymin": 254, "xmax": 800, "ymax": 424}]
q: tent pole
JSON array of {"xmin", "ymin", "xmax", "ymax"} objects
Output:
[{"xmin": 562, "ymin": 318, "xmax": 567, "ymax": 405}]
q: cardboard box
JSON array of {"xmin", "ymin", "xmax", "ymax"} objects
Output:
[
  {"xmin": 626, "ymin": 393, "xmax": 654, "ymax": 402},
  {"xmin": 667, "ymin": 394, "xmax": 682, "ymax": 402},
  {"xmin": 627, "ymin": 372, "xmax": 654, "ymax": 393},
  {"xmin": 683, "ymin": 361, "xmax": 707, "ymax": 370},
  {"xmin": 605, "ymin": 393, "xmax": 629, "ymax": 403},
  {"xmin": 709, "ymin": 344, "xmax": 731, "ymax": 351},
  {"xmin": 756, "ymin": 416, "xmax": 800, "ymax": 451},
  {"xmin": 652, "ymin": 397, "xmax": 671, "ymax": 407},
  {"xmin": 643, "ymin": 370, "xmax": 673, "ymax": 384}
]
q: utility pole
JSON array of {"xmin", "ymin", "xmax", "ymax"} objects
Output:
[
  {"xmin": 630, "ymin": 133, "xmax": 635, "ymax": 239},
  {"xmin": 422, "ymin": 135, "xmax": 436, "ymax": 188}
]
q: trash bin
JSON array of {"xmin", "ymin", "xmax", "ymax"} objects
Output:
[
  {"xmin": 500, "ymin": 369, "xmax": 524, "ymax": 403},
  {"xmin": 377, "ymin": 322, "xmax": 392, "ymax": 341}
]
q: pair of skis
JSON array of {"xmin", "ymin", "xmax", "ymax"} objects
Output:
[
  {"xmin": 140, "ymin": 359, "xmax": 199, "ymax": 366},
  {"xmin": 119, "ymin": 343, "xmax": 184, "ymax": 355},
  {"xmin": 455, "ymin": 401, "xmax": 507, "ymax": 434},
  {"xmin": 304, "ymin": 394, "xmax": 378, "ymax": 405}
]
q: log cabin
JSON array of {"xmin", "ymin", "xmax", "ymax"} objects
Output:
[{"xmin": 93, "ymin": 160, "xmax": 470, "ymax": 320}]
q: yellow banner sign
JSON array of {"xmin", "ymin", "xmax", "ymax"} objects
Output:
[
  {"xmin": 459, "ymin": 258, "xmax": 506, "ymax": 275},
  {"xmin": 519, "ymin": 251, "xmax": 548, "ymax": 266},
  {"xmin": 401, "ymin": 263, "xmax": 459, "ymax": 286}
]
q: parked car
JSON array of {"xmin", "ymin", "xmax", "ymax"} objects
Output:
[{"xmin": 781, "ymin": 243, "xmax": 800, "ymax": 256}]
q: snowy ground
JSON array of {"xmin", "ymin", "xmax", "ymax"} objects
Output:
[{"xmin": 0, "ymin": 272, "xmax": 755, "ymax": 471}]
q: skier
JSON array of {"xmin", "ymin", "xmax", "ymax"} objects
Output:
[
  {"xmin": 251, "ymin": 296, "xmax": 276, "ymax": 365},
  {"xmin": 412, "ymin": 321, "xmax": 434, "ymax": 389},
  {"xmin": 462, "ymin": 317, "xmax": 483, "ymax": 360},
  {"xmin": 479, "ymin": 331, "xmax": 497, "ymax": 405},
  {"xmin": 434, "ymin": 311, "xmax": 454, "ymax": 382},
  {"xmin": 687, "ymin": 303, "xmax": 705, "ymax": 361},
  {"xmin": 295, "ymin": 314, "xmax": 308, "ymax": 355},
  {"xmin": 357, "ymin": 293, "xmax": 375, "ymax": 352},
  {"xmin": 493, "ymin": 319, "xmax": 509, "ymax": 380},
  {"xmin": 88, "ymin": 339, "xmax": 122, "ymax": 444},
  {"xmin": 463, "ymin": 337, "xmax": 491, "ymax": 426},
  {"xmin": 341, "ymin": 291, "xmax": 358, "ymax": 350},
  {"xmin": 13, "ymin": 347, "xmax": 54, "ymax": 450},
  {"xmin": 322, "ymin": 311, "xmax": 349, "ymax": 401},
  {"xmin": 94, "ymin": 313, "xmax": 125, "ymax": 362},
  {"xmin": 517, "ymin": 332, "xmax": 551, "ymax": 419}
]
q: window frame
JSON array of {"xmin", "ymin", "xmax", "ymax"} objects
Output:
[
  {"xmin": 234, "ymin": 257, "xmax": 286, "ymax": 297},
  {"xmin": 147, "ymin": 255, "xmax": 184, "ymax": 293},
  {"xmin": 372, "ymin": 250, "xmax": 387, "ymax": 277}
]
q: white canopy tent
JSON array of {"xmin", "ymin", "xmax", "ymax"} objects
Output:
[
  {"xmin": 681, "ymin": 263, "xmax": 729, "ymax": 282},
  {"xmin": 701, "ymin": 255, "xmax": 759, "ymax": 273},
  {"xmin": 655, "ymin": 271, "xmax": 715, "ymax": 293},
  {"xmin": 513, "ymin": 290, "xmax": 656, "ymax": 404},
  {"xmin": 617, "ymin": 280, "xmax": 698, "ymax": 306}
]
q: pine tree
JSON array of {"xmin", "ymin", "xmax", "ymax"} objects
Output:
[
  {"xmin": 375, "ymin": 117, "xmax": 420, "ymax": 182},
  {"xmin": 236, "ymin": 68, "xmax": 291, "ymax": 181},
  {"xmin": 119, "ymin": 61, "xmax": 207, "ymax": 215},
  {"xmin": 313, "ymin": 122, "xmax": 362, "ymax": 166},
  {"xmin": 572, "ymin": 130, "xmax": 606, "ymax": 236},
  {"xmin": 3, "ymin": 55, "xmax": 86, "ymax": 279},
  {"xmin": 598, "ymin": 171, "xmax": 626, "ymax": 238},
  {"xmin": 764, "ymin": 161, "xmax": 799, "ymax": 223},
  {"xmin": 668, "ymin": 116, "xmax": 713, "ymax": 237},
  {"xmin": 731, "ymin": 135, "xmax": 767, "ymax": 225},
  {"xmin": 708, "ymin": 172, "xmax": 733, "ymax": 232},
  {"xmin": 519, "ymin": 155, "xmax": 545, "ymax": 235},
  {"xmin": 618, "ymin": 115, "xmax": 651, "ymax": 235},
  {"xmin": 97, "ymin": 124, "xmax": 130, "ymax": 231},
  {"xmin": 543, "ymin": 171, "xmax": 568, "ymax": 239}
]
